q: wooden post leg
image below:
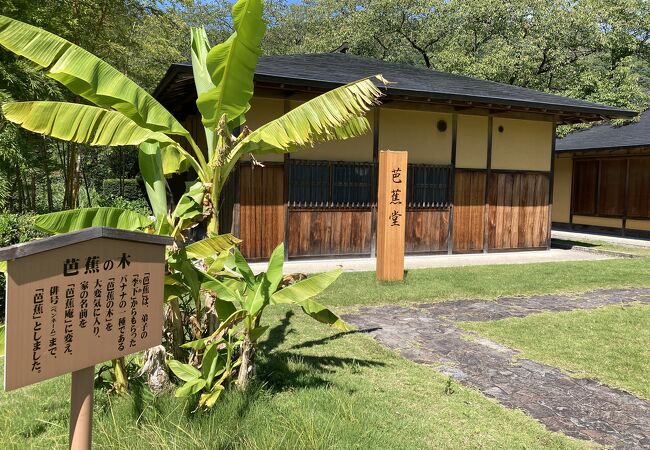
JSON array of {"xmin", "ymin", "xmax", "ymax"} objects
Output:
[{"xmin": 70, "ymin": 365, "xmax": 94, "ymax": 450}]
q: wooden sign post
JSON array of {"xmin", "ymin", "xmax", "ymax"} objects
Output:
[
  {"xmin": 0, "ymin": 227, "xmax": 172, "ymax": 449},
  {"xmin": 376, "ymin": 150, "xmax": 408, "ymax": 281}
]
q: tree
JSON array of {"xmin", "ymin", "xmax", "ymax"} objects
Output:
[{"xmin": 265, "ymin": 0, "xmax": 650, "ymax": 114}]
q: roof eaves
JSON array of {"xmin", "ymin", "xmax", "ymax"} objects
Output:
[{"xmin": 156, "ymin": 62, "xmax": 637, "ymax": 119}]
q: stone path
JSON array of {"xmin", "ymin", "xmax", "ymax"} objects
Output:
[{"xmin": 343, "ymin": 288, "xmax": 650, "ymax": 449}]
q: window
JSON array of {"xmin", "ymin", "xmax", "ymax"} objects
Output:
[
  {"xmin": 407, "ymin": 165, "xmax": 451, "ymax": 207},
  {"xmin": 289, "ymin": 160, "xmax": 373, "ymax": 207},
  {"xmin": 289, "ymin": 160, "xmax": 451, "ymax": 208},
  {"xmin": 288, "ymin": 161, "xmax": 329, "ymax": 206},
  {"xmin": 332, "ymin": 164, "xmax": 372, "ymax": 205}
]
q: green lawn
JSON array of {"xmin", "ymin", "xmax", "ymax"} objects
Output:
[
  {"xmin": 0, "ymin": 306, "xmax": 593, "ymax": 449},
  {"xmin": 5, "ymin": 257, "xmax": 647, "ymax": 449},
  {"xmin": 460, "ymin": 303, "xmax": 650, "ymax": 400},
  {"xmin": 318, "ymin": 258, "xmax": 650, "ymax": 308}
]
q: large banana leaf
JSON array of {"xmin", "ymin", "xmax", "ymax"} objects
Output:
[
  {"xmin": 190, "ymin": 27, "xmax": 216, "ymax": 158},
  {"xmin": 0, "ymin": 15, "xmax": 187, "ymax": 136},
  {"xmin": 298, "ymin": 298, "xmax": 349, "ymax": 331},
  {"xmin": 184, "ymin": 234, "xmax": 242, "ymax": 259},
  {"xmin": 35, "ymin": 208, "xmax": 153, "ymax": 234},
  {"xmin": 138, "ymin": 141, "xmax": 168, "ymax": 220},
  {"xmin": 220, "ymin": 76, "xmax": 385, "ymax": 187},
  {"xmin": 270, "ymin": 269, "xmax": 343, "ymax": 305},
  {"xmin": 195, "ymin": 0, "xmax": 265, "ymax": 129},
  {"xmin": 3, "ymin": 101, "xmax": 175, "ymax": 147}
]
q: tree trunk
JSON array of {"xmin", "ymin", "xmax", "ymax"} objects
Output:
[
  {"xmin": 81, "ymin": 161, "xmax": 92, "ymax": 207},
  {"xmin": 16, "ymin": 169, "xmax": 23, "ymax": 213},
  {"xmin": 167, "ymin": 299, "xmax": 184, "ymax": 360},
  {"xmin": 30, "ymin": 175, "xmax": 36, "ymax": 211},
  {"xmin": 112, "ymin": 357, "xmax": 128, "ymax": 393},
  {"xmin": 41, "ymin": 140, "xmax": 53, "ymax": 212},
  {"xmin": 65, "ymin": 143, "xmax": 82, "ymax": 209},
  {"xmin": 137, "ymin": 346, "xmax": 169, "ymax": 395},
  {"xmin": 237, "ymin": 330, "xmax": 255, "ymax": 389}
]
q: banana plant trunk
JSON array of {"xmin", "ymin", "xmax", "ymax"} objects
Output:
[
  {"xmin": 237, "ymin": 330, "xmax": 255, "ymax": 389},
  {"xmin": 112, "ymin": 357, "xmax": 128, "ymax": 393}
]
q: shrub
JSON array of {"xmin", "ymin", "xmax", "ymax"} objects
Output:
[
  {"xmin": 0, "ymin": 213, "xmax": 45, "ymax": 321},
  {"xmin": 102, "ymin": 178, "xmax": 146, "ymax": 202},
  {"xmin": 97, "ymin": 195, "xmax": 152, "ymax": 217}
]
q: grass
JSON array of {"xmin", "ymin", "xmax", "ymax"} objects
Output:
[
  {"xmin": 5, "ymin": 257, "xmax": 648, "ymax": 448},
  {"xmin": 459, "ymin": 303, "xmax": 650, "ymax": 400},
  {"xmin": 0, "ymin": 306, "xmax": 595, "ymax": 449},
  {"xmin": 318, "ymin": 258, "xmax": 650, "ymax": 308}
]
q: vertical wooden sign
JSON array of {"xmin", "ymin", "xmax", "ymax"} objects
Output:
[{"xmin": 376, "ymin": 150, "xmax": 408, "ymax": 281}]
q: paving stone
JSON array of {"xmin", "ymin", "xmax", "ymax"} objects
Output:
[{"xmin": 343, "ymin": 288, "xmax": 650, "ymax": 449}]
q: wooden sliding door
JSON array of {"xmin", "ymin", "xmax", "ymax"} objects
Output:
[
  {"xmin": 239, "ymin": 165, "xmax": 285, "ymax": 260},
  {"xmin": 452, "ymin": 170, "xmax": 486, "ymax": 252},
  {"xmin": 487, "ymin": 172, "xmax": 550, "ymax": 250}
]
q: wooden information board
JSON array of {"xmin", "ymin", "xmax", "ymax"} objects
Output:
[
  {"xmin": 1, "ymin": 228, "xmax": 170, "ymax": 391},
  {"xmin": 376, "ymin": 150, "xmax": 408, "ymax": 281}
]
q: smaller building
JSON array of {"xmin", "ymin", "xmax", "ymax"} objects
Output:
[{"xmin": 553, "ymin": 111, "xmax": 650, "ymax": 236}]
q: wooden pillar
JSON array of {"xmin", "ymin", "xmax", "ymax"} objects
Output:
[
  {"xmin": 69, "ymin": 365, "xmax": 94, "ymax": 450},
  {"xmin": 283, "ymin": 98, "xmax": 291, "ymax": 260},
  {"xmin": 483, "ymin": 115, "xmax": 493, "ymax": 253},
  {"xmin": 547, "ymin": 117, "xmax": 557, "ymax": 249},
  {"xmin": 232, "ymin": 164, "xmax": 241, "ymax": 238},
  {"xmin": 376, "ymin": 151, "xmax": 408, "ymax": 281},
  {"xmin": 447, "ymin": 113, "xmax": 458, "ymax": 255},
  {"xmin": 569, "ymin": 156, "xmax": 575, "ymax": 227},
  {"xmin": 370, "ymin": 108, "xmax": 380, "ymax": 258},
  {"xmin": 623, "ymin": 157, "xmax": 630, "ymax": 237}
]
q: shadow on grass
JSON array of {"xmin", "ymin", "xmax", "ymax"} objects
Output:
[
  {"xmin": 551, "ymin": 238, "xmax": 599, "ymax": 249},
  {"xmin": 289, "ymin": 327, "xmax": 381, "ymax": 350},
  {"xmin": 257, "ymin": 310, "xmax": 385, "ymax": 393}
]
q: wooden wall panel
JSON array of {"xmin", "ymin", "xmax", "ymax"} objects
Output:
[
  {"xmin": 239, "ymin": 165, "xmax": 285, "ymax": 260},
  {"xmin": 405, "ymin": 209, "xmax": 449, "ymax": 253},
  {"xmin": 453, "ymin": 170, "xmax": 486, "ymax": 252},
  {"xmin": 598, "ymin": 159, "xmax": 626, "ymax": 216},
  {"xmin": 628, "ymin": 158, "xmax": 650, "ymax": 218},
  {"xmin": 488, "ymin": 172, "xmax": 549, "ymax": 249},
  {"xmin": 572, "ymin": 160, "xmax": 598, "ymax": 215},
  {"xmin": 287, "ymin": 209, "xmax": 372, "ymax": 257}
]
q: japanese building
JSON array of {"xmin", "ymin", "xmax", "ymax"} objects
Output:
[
  {"xmin": 154, "ymin": 52, "xmax": 635, "ymax": 260},
  {"xmin": 553, "ymin": 110, "xmax": 650, "ymax": 236}
]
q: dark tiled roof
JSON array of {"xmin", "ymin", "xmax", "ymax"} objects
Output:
[
  {"xmin": 155, "ymin": 53, "xmax": 636, "ymax": 120},
  {"xmin": 556, "ymin": 110, "xmax": 650, "ymax": 152}
]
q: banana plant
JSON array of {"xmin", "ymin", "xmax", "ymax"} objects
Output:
[
  {"xmin": 168, "ymin": 242, "xmax": 346, "ymax": 408},
  {"xmin": 0, "ymin": 0, "xmax": 363, "ymax": 399},
  {"xmin": 0, "ymin": 0, "xmax": 386, "ymax": 237}
]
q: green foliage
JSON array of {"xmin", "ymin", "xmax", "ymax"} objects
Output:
[
  {"xmin": 0, "ymin": 212, "xmax": 44, "ymax": 320},
  {"xmin": 1, "ymin": 0, "xmax": 369, "ymax": 410},
  {"xmin": 195, "ymin": 0, "xmax": 266, "ymax": 129},
  {"xmin": 266, "ymin": 0, "xmax": 650, "ymax": 115},
  {"xmin": 101, "ymin": 178, "xmax": 145, "ymax": 202},
  {"xmin": 34, "ymin": 207, "xmax": 153, "ymax": 234},
  {"xmin": 168, "ymin": 242, "xmax": 346, "ymax": 409},
  {"xmin": 0, "ymin": 212, "xmax": 43, "ymax": 247},
  {"xmin": 97, "ymin": 196, "xmax": 152, "ymax": 218}
]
